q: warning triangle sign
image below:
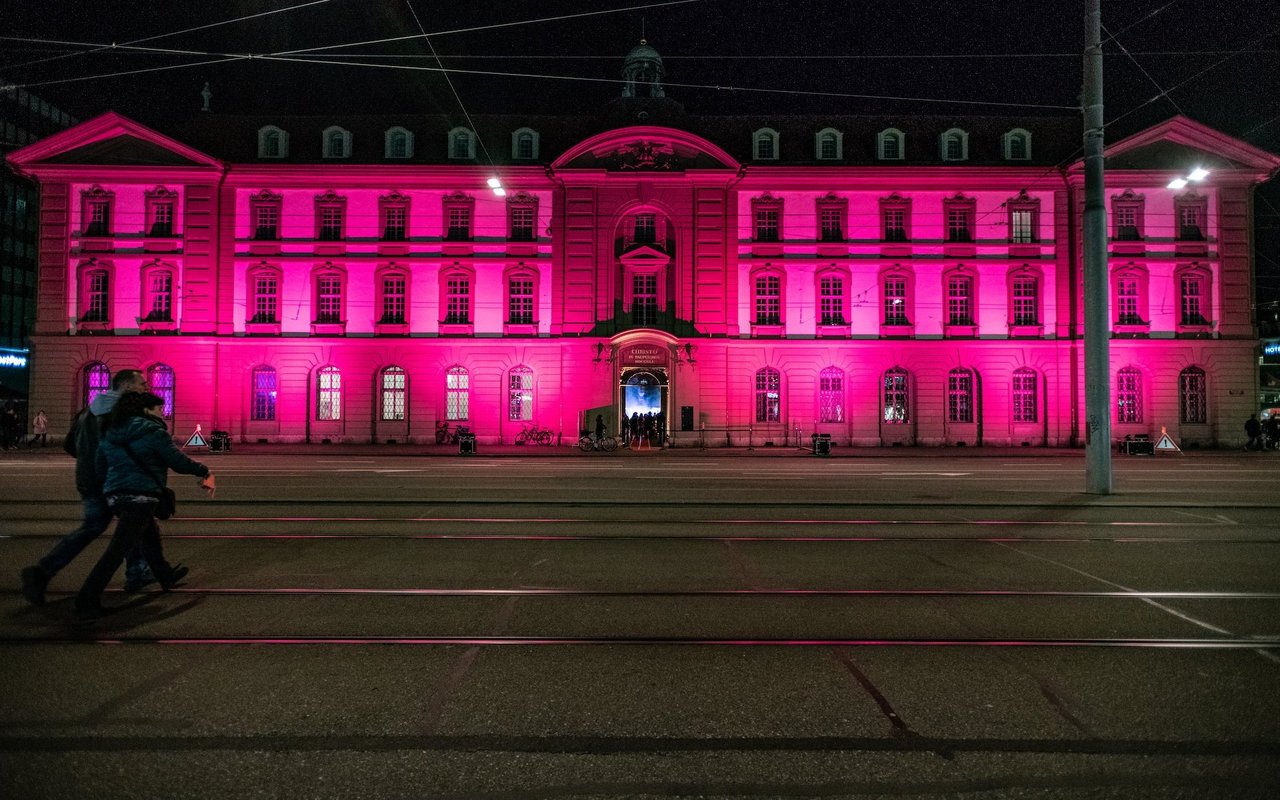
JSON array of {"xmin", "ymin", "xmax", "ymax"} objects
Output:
[
  {"xmin": 184, "ymin": 429, "xmax": 208, "ymax": 448},
  {"xmin": 1154, "ymin": 427, "xmax": 1181, "ymax": 453}
]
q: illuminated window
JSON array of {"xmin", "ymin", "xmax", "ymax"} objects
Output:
[
  {"xmin": 1117, "ymin": 367, "xmax": 1143, "ymax": 423},
  {"xmin": 881, "ymin": 194, "xmax": 910, "ymax": 241},
  {"xmin": 816, "ymin": 194, "xmax": 845, "ymax": 242},
  {"xmin": 753, "ymin": 195, "xmax": 782, "ymax": 242},
  {"xmin": 508, "ymin": 276, "xmax": 535, "ymax": 324},
  {"xmin": 633, "ymin": 214, "xmax": 657, "ymax": 245},
  {"xmin": 1111, "ymin": 190, "xmax": 1145, "ymax": 240},
  {"xmin": 380, "ymin": 366, "xmax": 406, "ymax": 421},
  {"xmin": 882, "ymin": 368, "xmax": 909, "ymax": 423},
  {"xmin": 947, "ymin": 275, "xmax": 974, "ymax": 326},
  {"xmin": 1011, "ymin": 274, "xmax": 1039, "ymax": 326},
  {"xmin": 381, "ymin": 204, "xmax": 407, "ymax": 241},
  {"xmin": 316, "ymin": 366, "xmax": 341, "ymax": 420},
  {"xmin": 444, "ymin": 197, "xmax": 473, "ymax": 241},
  {"xmin": 508, "ymin": 194, "xmax": 537, "ymax": 241},
  {"xmin": 1012, "ymin": 368, "xmax": 1037, "ymax": 423},
  {"xmin": 1180, "ymin": 272, "xmax": 1207, "ymax": 325},
  {"xmin": 146, "ymin": 188, "xmax": 176, "ymax": 237},
  {"xmin": 1179, "ymin": 366, "xmax": 1206, "ymax": 424},
  {"xmin": 380, "ymin": 273, "xmax": 407, "ymax": 324},
  {"xmin": 508, "ymin": 366, "xmax": 534, "ymax": 421},
  {"xmin": 1007, "ymin": 192, "xmax": 1040, "ymax": 244},
  {"xmin": 143, "ymin": 268, "xmax": 173, "ymax": 322},
  {"xmin": 317, "ymin": 202, "xmax": 344, "ymax": 241},
  {"xmin": 315, "ymin": 273, "xmax": 343, "ymax": 324},
  {"xmin": 754, "ymin": 274, "xmax": 782, "ymax": 325},
  {"xmin": 82, "ymin": 269, "xmax": 110, "ymax": 322},
  {"xmin": 83, "ymin": 362, "xmax": 110, "ymax": 408},
  {"xmin": 755, "ymin": 367, "xmax": 781, "ymax": 423},
  {"xmin": 1175, "ymin": 193, "xmax": 1207, "ymax": 241},
  {"xmin": 632, "ymin": 273, "xmax": 658, "ymax": 326},
  {"xmin": 445, "ymin": 276, "xmax": 470, "ymax": 324},
  {"xmin": 882, "ymin": 274, "xmax": 910, "ymax": 325},
  {"xmin": 251, "ymin": 366, "xmax": 277, "ymax": 421},
  {"xmin": 446, "ymin": 366, "xmax": 469, "ymax": 420},
  {"xmin": 944, "ymin": 197, "xmax": 975, "ymax": 243},
  {"xmin": 818, "ymin": 366, "xmax": 844, "ymax": 423},
  {"xmin": 148, "ymin": 364, "xmax": 175, "ymax": 419},
  {"xmin": 84, "ymin": 197, "xmax": 111, "ymax": 237},
  {"xmin": 819, "ymin": 273, "xmax": 844, "ymax": 325},
  {"xmin": 947, "ymin": 368, "xmax": 974, "ymax": 423},
  {"xmin": 249, "ymin": 269, "xmax": 279, "ymax": 324},
  {"xmin": 1113, "ymin": 267, "xmax": 1147, "ymax": 326},
  {"xmin": 251, "ymin": 192, "xmax": 281, "ymax": 240}
]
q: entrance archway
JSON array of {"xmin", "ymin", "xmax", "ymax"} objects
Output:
[{"xmin": 619, "ymin": 368, "xmax": 668, "ymax": 447}]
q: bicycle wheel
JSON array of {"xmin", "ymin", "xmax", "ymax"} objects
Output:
[
  {"xmin": 536, "ymin": 430, "xmax": 553, "ymax": 446},
  {"xmin": 515, "ymin": 431, "xmax": 528, "ymax": 445},
  {"xmin": 601, "ymin": 436, "xmax": 617, "ymax": 452},
  {"xmin": 578, "ymin": 436, "xmax": 594, "ymax": 452}
]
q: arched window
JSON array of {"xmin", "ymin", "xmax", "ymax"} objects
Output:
[
  {"xmin": 1179, "ymin": 366, "xmax": 1207, "ymax": 424},
  {"xmin": 1117, "ymin": 367, "xmax": 1143, "ymax": 423},
  {"xmin": 882, "ymin": 368, "xmax": 910, "ymax": 424},
  {"xmin": 257, "ymin": 125, "xmax": 288, "ymax": 158},
  {"xmin": 148, "ymin": 364, "xmax": 175, "ymax": 419},
  {"xmin": 511, "ymin": 128, "xmax": 539, "ymax": 160},
  {"xmin": 83, "ymin": 362, "xmax": 110, "ymax": 408},
  {"xmin": 755, "ymin": 367, "xmax": 781, "ymax": 423},
  {"xmin": 753, "ymin": 128, "xmax": 779, "ymax": 160},
  {"xmin": 251, "ymin": 366, "xmax": 277, "ymax": 421},
  {"xmin": 1012, "ymin": 368, "xmax": 1037, "ymax": 423},
  {"xmin": 247, "ymin": 264, "xmax": 281, "ymax": 326},
  {"xmin": 322, "ymin": 126, "xmax": 351, "ymax": 158},
  {"xmin": 1002, "ymin": 128, "xmax": 1031, "ymax": 160},
  {"xmin": 878, "ymin": 128, "xmax": 905, "ymax": 160},
  {"xmin": 380, "ymin": 366, "xmax": 407, "ymax": 421},
  {"xmin": 508, "ymin": 366, "xmax": 534, "ymax": 421},
  {"xmin": 818, "ymin": 367, "xmax": 844, "ymax": 423},
  {"xmin": 947, "ymin": 368, "xmax": 974, "ymax": 423},
  {"xmin": 446, "ymin": 366, "xmax": 470, "ymax": 420},
  {"xmin": 940, "ymin": 128, "xmax": 968, "ymax": 161},
  {"xmin": 384, "ymin": 127, "xmax": 413, "ymax": 159},
  {"xmin": 316, "ymin": 366, "xmax": 342, "ymax": 421},
  {"xmin": 449, "ymin": 128, "xmax": 475, "ymax": 159},
  {"xmin": 815, "ymin": 128, "xmax": 842, "ymax": 160},
  {"xmin": 141, "ymin": 263, "xmax": 174, "ymax": 322}
]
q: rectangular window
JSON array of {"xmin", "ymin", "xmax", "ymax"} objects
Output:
[
  {"xmin": 146, "ymin": 272, "xmax": 172, "ymax": 321},
  {"xmin": 1114, "ymin": 205, "xmax": 1141, "ymax": 240},
  {"xmin": 754, "ymin": 208, "xmax": 779, "ymax": 242},
  {"xmin": 508, "ymin": 372, "xmax": 533, "ymax": 421},
  {"xmin": 883, "ymin": 373, "xmax": 909, "ymax": 423},
  {"xmin": 1117, "ymin": 278, "xmax": 1141, "ymax": 324},
  {"xmin": 1180, "ymin": 371, "xmax": 1206, "ymax": 424},
  {"xmin": 446, "ymin": 207, "xmax": 471, "ymax": 240},
  {"xmin": 317, "ymin": 370, "xmax": 341, "ymax": 421},
  {"xmin": 946, "ymin": 207, "xmax": 973, "ymax": 242},
  {"xmin": 318, "ymin": 205, "xmax": 343, "ymax": 240},
  {"xmin": 1117, "ymin": 371, "xmax": 1143, "ymax": 423},
  {"xmin": 252, "ymin": 275, "xmax": 278, "ymax": 323},
  {"xmin": 632, "ymin": 273, "xmax": 658, "ymax": 327},
  {"xmin": 883, "ymin": 278, "xmax": 908, "ymax": 325},
  {"xmin": 316, "ymin": 276, "xmax": 342, "ymax": 323},
  {"xmin": 819, "ymin": 372, "xmax": 843, "ymax": 423},
  {"xmin": 509, "ymin": 278, "xmax": 535, "ymax": 324},
  {"xmin": 1013, "ymin": 372, "xmax": 1037, "ymax": 423},
  {"xmin": 754, "ymin": 275, "xmax": 781, "ymax": 325},
  {"xmin": 819, "ymin": 208, "xmax": 843, "ymax": 242},
  {"xmin": 1178, "ymin": 204, "xmax": 1205, "ymax": 240},
  {"xmin": 819, "ymin": 275, "xmax": 844, "ymax": 325},
  {"xmin": 820, "ymin": 136, "xmax": 838, "ymax": 160},
  {"xmin": 445, "ymin": 277, "xmax": 470, "ymax": 324},
  {"xmin": 1012, "ymin": 277, "xmax": 1038, "ymax": 326},
  {"xmin": 510, "ymin": 206, "xmax": 536, "ymax": 241},
  {"xmin": 381, "ymin": 371, "xmax": 406, "ymax": 421},
  {"xmin": 84, "ymin": 271, "xmax": 109, "ymax": 322},
  {"xmin": 883, "ymin": 207, "xmax": 907, "ymax": 242},
  {"xmin": 86, "ymin": 201, "xmax": 110, "ymax": 236},
  {"xmin": 1180, "ymin": 275, "xmax": 1205, "ymax": 325},
  {"xmin": 947, "ymin": 276, "xmax": 973, "ymax": 326},
  {"xmin": 149, "ymin": 202, "xmax": 174, "ymax": 237},
  {"xmin": 381, "ymin": 275, "xmax": 406, "ymax": 324},
  {"xmin": 446, "ymin": 371, "xmax": 469, "ymax": 420},
  {"xmin": 1010, "ymin": 209, "xmax": 1035, "ymax": 243},
  {"xmin": 383, "ymin": 206, "xmax": 407, "ymax": 241},
  {"xmin": 254, "ymin": 205, "xmax": 279, "ymax": 240},
  {"xmin": 948, "ymin": 373, "xmax": 973, "ymax": 423},
  {"xmin": 251, "ymin": 370, "xmax": 277, "ymax": 421},
  {"xmin": 633, "ymin": 214, "xmax": 656, "ymax": 245}
]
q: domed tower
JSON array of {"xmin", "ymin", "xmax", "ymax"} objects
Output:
[{"xmin": 622, "ymin": 39, "xmax": 665, "ymax": 99}]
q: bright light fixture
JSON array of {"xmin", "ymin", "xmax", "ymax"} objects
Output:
[
  {"xmin": 1188, "ymin": 167, "xmax": 1209, "ymax": 181},
  {"xmin": 1167, "ymin": 178, "xmax": 1188, "ymax": 190},
  {"xmin": 486, "ymin": 177, "xmax": 502, "ymax": 189},
  {"xmin": 494, "ymin": 187, "xmax": 507, "ymax": 197}
]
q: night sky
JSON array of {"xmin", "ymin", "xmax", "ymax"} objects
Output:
[{"xmin": 5, "ymin": 0, "xmax": 1280, "ymax": 316}]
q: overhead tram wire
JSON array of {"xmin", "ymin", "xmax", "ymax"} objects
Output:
[{"xmin": 1101, "ymin": 22, "xmax": 1184, "ymax": 116}]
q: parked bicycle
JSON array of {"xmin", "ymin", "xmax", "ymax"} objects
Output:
[
  {"xmin": 578, "ymin": 433, "xmax": 618, "ymax": 453},
  {"xmin": 436, "ymin": 421, "xmax": 470, "ymax": 445},
  {"xmin": 514, "ymin": 424, "xmax": 555, "ymax": 446}
]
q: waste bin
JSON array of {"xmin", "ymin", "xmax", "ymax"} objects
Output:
[
  {"xmin": 457, "ymin": 432, "xmax": 477, "ymax": 455},
  {"xmin": 209, "ymin": 430, "xmax": 231, "ymax": 453},
  {"xmin": 811, "ymin": 433, "xmax": 831, "ymax": 456}
]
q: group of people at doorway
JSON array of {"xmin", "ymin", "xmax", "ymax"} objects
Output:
[
  {"xmin": 1244, "ymin": 414, "xmax": 1280, "ymax": 451},
  {"xmin": 622, "ymin": 411, "xmax": 665, "ymax": 448},
  {"xmin": 18, "ymin": 369, "xmax": 216, "ymax": 619}
]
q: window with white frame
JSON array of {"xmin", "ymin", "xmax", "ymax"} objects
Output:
[
  {"xmin": 753, "ymin": 128, "xmax": 779, "ymax": 160},
  {"xmin": 878, "ymin": 128, "xmax": 905, "ymax": 160},
  {"xmin": 251, "ymin": 191, "xmax": 281, "ymax": 240},
  {"xmin": 315, "ymin": 273, "xmax": 343, "ymax": 324},
  {"xmin": 633, "ymin": 213, "xmax": 657, "ymax": 245},
  {"xmin": 818, "ymin": 366, "xmax": 844, "ymax": 423},
  {"xmin": 1007, "ymin": 192, "xmax": 1039, "ymax": 244},
  {"xmin": 82, "ymin": 187, "xmax": 113, "ymax": 237},
  {"xmin": 322, "ymin": 126, "xmax": 351, "ymax": 159},
  {"xmin": 380, "ymin": 272, "xmax": 407, "ymax": 324},
  {"xmin": 250, "ymin": 269, "xmax": 279, "ymax": 324},
  {"xmin": 1003, "ymin": 128, "xmax": 1031, "ymax": 160},
  {"xmin": 444, "ymin": 193, "xmax": 473, "ymax": 240},
  {"xmin": 940, "ymin": 128, "xmax": 968, "ymax": 161},
  {"xmin": 83, "ymin": 362, "xmax": 110, "ymax": 408},
  {"xmin": 947, "ymin": 368, "xmax": 974, "ymax": 423},
  {"xmin": 146, "ymin": 187, "xmax": 177, "ymax": 237},
  {"xmin": 508, "ymin": 366, "xmax": 534, "ymax": 421},
  {"xmin": 444, "ymin": 274, "xmax": 470, "ymax": 324},
  {"xmin": 1175, "ymin": 192, "xmax": 1208, "ymax": 241},
  {"xmin": 446, "ymin": 366, "xmax": 469, "ymax": 420},
  {"xmin": 632, "ymin": 273, "xmax": 658, "ymax": 326},
  {"xmin": 380, "ymin": 192, "xmax": 409, "ymax": 241},
  {"xmin": 1012, "ymin": 368, "xmax": 1037, "ymax": 423},
  {"xmin": 258, "ymin": 126, "xmax": 288, "ymax": 158},
  {"xmin": 947, "ymin": 274, "xmax": 974, "ymax": 326},
  {"xmin": 1112, "ymin": 190, "xmax": 1144, "ymax": 240},
  {"xmin": 882, "ymin": 368, "xmax": 909, "ymax": 423},
  {"xmin": 512, "ymin": 128, "xmax": 539, "ymax": 160},
  {"xmin": 1011, "ymin": 273, "xmax": 1039, "ymax": 326},
  {"xmin": 753, "ymin": 195, "xmax": 782, "ymax": 242},
  {"xmin": 1179, "ymin": 366, "xmax": 1206, "ymax": 424},
  {"xmin": 449, "ymin": 128, "xmax": 475, "ymax": 159},
  {"xmin": 881, "ymin": 194, "xmax": 910, "ymax": 241},
  {"xmin": 815, "ymin": 128, "xmax": 842, "ymax": 160},
  {"xmin": 754, "ymin": 274, "xmax": 782, "ymax": 325},
  {"xmin": 819, "ymin": 273, "xmax": 845, "ymax": 325},
  {"xmin": 1180, "ymin": 271, "xmax": 1208, "ymax": 325},
  {"xmin": 380, "ymin": 366, "xmax": 407, "ymax": 421},
  {"xmin": 143, "ymin": 267, "xmax": 173, "ymax": 322},
  {"xmin": 316, "ymin": 192, "xmax": 346, "ymax": 241},
  {"xmin": 755, "ymin": 367, "xmax": 781, "ymax": 422},
  {"xmin": 882, "ymin": 274, "xmax": 910, "ymax": 325},
  {"xmin": 507, "ymin": 193, "xmax": 537, "ymax": 241},
  {"xmin": 148, "ymin": 364, "xmax": 175, "ymax": 419},
  {"xmin": 944, "ymin": 196, "xmax": 975, "ymax": 242},
  {"xmin": 1116, "ymin": 367, "xmax": 1143, "ymax": 423},
  {"xmin": 385, "ymin": 127, "xmax": 413, "ymax": 159},
  {"xmin": 816, "ymin": 194, "xmax": 845, "ymax": 242},
  {"xmin": 1113, "ymin": 268, "xmax": 1146, "ymax": 326},
  {"xmin": 82, "ymin": 268, "xmax": 110, "ymax": 322},
  {"xmin": 251, "ymin": 366, "xmax": 277, "ymax": 421},
  {"xmin": 316, "ymin": 366, "xmax": 342, "ymax": 420},
  {"xmin": 508, "ymin": 275, "xmax": 535, "ymax": 324}
]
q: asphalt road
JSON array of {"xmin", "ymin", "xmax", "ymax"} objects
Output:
[{"xmin": 1, "ymin": 447, "xmax": 1278, "ymax": 799}]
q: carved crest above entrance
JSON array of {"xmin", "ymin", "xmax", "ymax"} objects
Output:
[
  {"xmin": 612, "ymin": 140, "xmax": 680, "ymax": 171},
  {"xmin": 552, "ymin": 126, "xmax": 738, "ymax": 172}
]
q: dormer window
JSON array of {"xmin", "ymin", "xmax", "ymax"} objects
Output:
[
  {"xmin": 753, "ymin": 128, "xmax": 779, "ymax": 161},
  {"xmin": 814, "ymin": 128, "xmax": 842, "ymax": 160},
  {"xmin": 257, "ymin": 125, "xmax": 289, "ymax": 158},
  {"xmin": 511, "ymin": 128, "xmax": 539, "ymax": 160},
  {"xmin": 322, "ymin": 126, "xmax": 352, "ymax": 159},
  {"xmin": 449, "ymin": 127, "xmax": 476, "ymax": 159},
  {"xmin": 1002, "ymin": 128, "xmax": 1031, "ymax": 160},
  {"xmin": 940, "ymin": 128, "xmax": 968, "ymax": 161},
  {"xmin": 878, "ymin": 128, "xmax": 905, "ymax": 160},
  {"xmin": 384, "ymin": 127, "xmax": 414, "ymax": 159}
]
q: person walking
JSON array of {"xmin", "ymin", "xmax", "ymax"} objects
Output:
[
  {"xmin": 594, "ymin": 414, "xmax": 607, "ymax": 444},
  {"xmin": 1245, "ymin": 414, "xmax": 1263, "ymax": 451},
  {"xmin": 75, "ymin": 391, "xmax": 215, "ymax": 618},
  {"xmin": 20, "ymin": 370, "xmax": 155, "ymax": 605},
  {"xmin": 1, "ymin": 402, "xmax": 17, "ymax": 449},
  {"xmin": 27, "ymin": 409, "xmax": 48, "ymax": 447}
]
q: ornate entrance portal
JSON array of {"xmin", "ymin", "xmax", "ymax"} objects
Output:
[{"xmin": 616, "ymin": 339, "xmax": 671, "ymax": 444}]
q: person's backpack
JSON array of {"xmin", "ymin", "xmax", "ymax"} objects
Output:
[{"xmin": 63, "ymin": 409, "xmax": 96, "ymax": 457}]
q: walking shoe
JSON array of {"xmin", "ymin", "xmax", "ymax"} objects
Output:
[
  {"xmin": 124, "ymin": 574, "xmax": 158, "ymax": 594},
  {"xmin": 159, "ymin": 564, "xmax": 189, "ymax": 591},
  {"xmin": 20, "ymin": 566, "xmax": 49, "ymax": 606}
]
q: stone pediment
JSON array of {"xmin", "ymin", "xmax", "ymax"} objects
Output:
[
  {"xmin": 619, "ymin": 244, "xmax": 671, "ymax": 264},
  {"xmin": 554, "ymin": 126, "xmax": 738, "ymax": 171},
  {"xmin": 44, "ymin": 134, "xmax": 205, "ymax": 167},
  {"xmin": 6, "ymin": 111, "xmax": 222, "ymax": 174},
  {"xmin": 1103, "ymin": 116, "xmax": 1280, "ymax": 176}
]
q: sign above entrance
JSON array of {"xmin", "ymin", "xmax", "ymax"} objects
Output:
[{"xmin": 619, "ymin": 344, "xmax": 668, "ymax": 366}]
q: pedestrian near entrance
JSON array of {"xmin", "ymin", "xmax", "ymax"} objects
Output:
[
  {"xmin": 1265, "ymin": 416, "xmax": 1280, "ymax": 451},
  {"xmin": 28, "ymin": 409, "xmax": 48, "ymax": 447},
  {"xmin": 1245, "ymin": 414, "xmax": 1263, "ymax": 451},
  {"xmin": 75, "ymin": 391, "xmax": 215, "ymax": 618},
  {"xmin": 594, "ymin": 414, "xmax": 607, "ymax": 442},
  {"xmin": 19, "ymin": 370, "xmax": 155, "ymax": 605}
]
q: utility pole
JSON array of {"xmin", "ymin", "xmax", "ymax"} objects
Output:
[{"xmin": 1083, "ymin": 0, "xmax": 1112, "ymax": 493}]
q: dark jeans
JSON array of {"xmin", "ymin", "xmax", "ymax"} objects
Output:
[
  {"xmin": 27, "ymin": 433, "xmax": 47, "ymax": 447},
  {"xmin": 76, "ymin": 500, "xmax": 175, "ymax": 605},
  {"xmin": 37, "ymin": 495, "xmax": 151, "ymax": 582}
]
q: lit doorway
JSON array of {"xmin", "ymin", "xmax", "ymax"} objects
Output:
[{"xmin": 620, "ymin": 368, "xmax": 667, "ymax": 447}]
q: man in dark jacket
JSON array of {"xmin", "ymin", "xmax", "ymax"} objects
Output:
[
  {"xmin": 1245, "ymin": 414, "xmax": 1263, "ymax": 451},
  {"xmin": 19, "ymin": 369, "xmax": 154, "ymax": 604}
]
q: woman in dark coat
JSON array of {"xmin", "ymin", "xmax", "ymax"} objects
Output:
[{"xmin": 75, "ymin": 392, "xmax": 215, "ymax": 617}]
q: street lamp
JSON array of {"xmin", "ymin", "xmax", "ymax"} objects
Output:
[{"xmin": 1167, "ymin": 167, "xmax": 1210, "ymax": 190}]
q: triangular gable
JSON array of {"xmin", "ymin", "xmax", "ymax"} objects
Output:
[
  {"xmin": 1104, "ymin": 115, "xmax": 1280, "ymax": 175},
  {"xmin": 6, "ymin": 111, "xmax": 222, "ymax": 171}
]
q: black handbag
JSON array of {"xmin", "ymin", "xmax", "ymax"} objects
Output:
[{"xmin": 119, "ymin": 441, "xmax": 179, "ymax": 520}]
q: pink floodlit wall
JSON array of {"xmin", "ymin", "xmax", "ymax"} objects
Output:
[{"xmin": 11, "ymin": 115, "xmax": 1271, "ymax": 449}]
